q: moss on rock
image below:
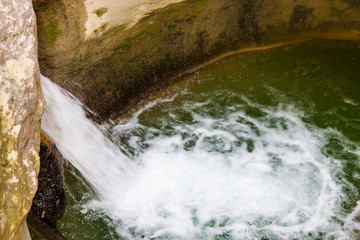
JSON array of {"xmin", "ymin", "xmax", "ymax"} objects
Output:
[
  {"xmin": 35, "ymin": 0, "xmax": 360, "ymax": 122},
  {"xmin": 44, "ymin": 21, "xmax": 62, "ymax": 43},
  {"xmin": 93, "ymin": 7, "xmax": 108, "ymax": 17}
]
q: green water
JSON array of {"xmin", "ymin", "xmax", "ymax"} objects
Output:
[{"xmin": 58, "ymin": 41, "xmax": 360, "ymax": 239}]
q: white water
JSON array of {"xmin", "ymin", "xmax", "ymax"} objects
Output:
[
  {"xmin": 41, "ymin": 74, "xmax": 359, "ymax": 239},
  {"xmin": 41, "ymin": 75, "xmax": 136, "ymax": 201}
]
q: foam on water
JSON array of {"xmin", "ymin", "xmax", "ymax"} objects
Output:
[
  {"xmin": 107, "ymin": 95, "xmax": 359, "ymax": 239},
  {"xmin": 41, "ymin": 70, "xmax": 360, "ymax": 239}
]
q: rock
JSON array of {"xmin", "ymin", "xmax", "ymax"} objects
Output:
[
  {"xmin": 0, "ymin": 0, "xmax": 45, "ymax": 239},
  {"xmin": 34, "ymin": 0, "xmax": 360, "ymax": 122},
  {"xmin": 27, "ymin": 131, "xmax": 66, "ymax": 240},
  {"xmin": 289, "ymin": 5, "xmax": 315, "ymax": 32}
]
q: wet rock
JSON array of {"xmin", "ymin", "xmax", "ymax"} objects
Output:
[
  {"xmin": 289, "ymin": 5, "xmax": 315, "ymax": 32},
  {"xmin": 237, "ymin": 0, "xmax": 261, "ymax": 42},
  {"xmin": 27, "ymin": 133, "xmax": 66, "ymax": 240},
  {"xmin": 34, "ymin": 0, "xmax": 360, "ymax": 122}
]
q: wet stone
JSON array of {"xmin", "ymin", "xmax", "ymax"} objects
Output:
[{"xmin": 27, "ymin": 142, "xmax": 66, "ymax": 240}]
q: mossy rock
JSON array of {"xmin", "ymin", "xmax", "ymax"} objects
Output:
[
  {"xmin": 35, "ymin": 0, "xmax": 360, "ymax": 122},
  {"xmin": 44, "ymin": 21, "xmax": 62, "ymax": 43},
  {"xmin": 93, "ymin": 7, "xmax": 108, "ymax": 17}
]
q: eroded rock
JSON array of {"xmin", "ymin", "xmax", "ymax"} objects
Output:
[
  {"xmin": 0, "ymin": 0, "xmax": 45, "ymax": 239},
  {"xmin": 27, "ymin": 132, "xmax": 66, "ymax": 240},
  {"xmin": 34, "ymin": 0, "xmax": 360, "ymax": 122}
]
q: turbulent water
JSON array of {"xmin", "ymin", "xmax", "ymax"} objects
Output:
[
  {"xmin": 42, "ymin": 42, "xmax": 360, "ymax": 240},
  {"xmin": 41, "ymin": 76, "xmax": 136, "ymax": 199}
]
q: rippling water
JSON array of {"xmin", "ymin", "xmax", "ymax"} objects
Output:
[{"xmin": 47, "ymin": 41, "xmax": 360, "ymax": 239}]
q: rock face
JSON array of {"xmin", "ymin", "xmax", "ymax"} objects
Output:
[
  {"xmin": 34, "ymin": 0, "xmax": 360, "ymax": 122},
  {"xmin": 27, "ymin": 132, "xmax": 66, "ymax": 240},
  {"xmin": 31, "ymin": 142, "xmax": 65, "ymax": 231},
  {"xmin": 0, "ymin": 0, "xmax": 45, "ymax": 239}
]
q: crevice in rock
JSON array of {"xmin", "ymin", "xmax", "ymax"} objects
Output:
[{"xmin": 27, "ymin": 131, "xmax": 67, "ymax": 240}]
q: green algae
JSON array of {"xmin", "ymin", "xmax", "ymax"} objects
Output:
[
  {"xmin": 44, "ymin": 21, "xmax": 62, "ymax": 44},
  {"xmin": 93, "ymin": 7, "xmax": 108, "ymax": 18}
]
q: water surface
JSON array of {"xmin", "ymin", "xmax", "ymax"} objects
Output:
[{"xmin": 52, "ymin": 41, "xmax": 360, "ymax": 239}]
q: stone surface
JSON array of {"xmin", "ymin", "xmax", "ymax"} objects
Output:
[
  {"xmin": 0, "ymin": 0, "xmax": 45, "ymax": 239},
  {"xmin": 34, "ymin": 0, "xmax": 360, "ymax": 122},
  {"xmin": 29, "ymin": 141, "xmax": 65, "ymax": 233},
  {"xmin": 27, "ymin": 132, "xmax": 66, "ymax": 240},
  {"xmin": 85, "ymin": 0, "xmax": 185, "ymax": 37},
  {"xmin": 27, "ymin": 210, "xmax": 66, "ymax": 240}
]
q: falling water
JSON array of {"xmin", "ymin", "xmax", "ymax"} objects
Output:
[
  {"xmin": 41, "ymin": 42, "xmax": 360, "ymax": 239},
  {"xmin": 41, "ymin": 75, "xmax": 136, "ymax": 200}
]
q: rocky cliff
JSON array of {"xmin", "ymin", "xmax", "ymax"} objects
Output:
[
  {"xmin": 0, "ymin": 0, "xmax": 45, "ymax": 239},
  {"xmin": 34, "ymin": 0, "xmax": 360, "ymax": 122}
]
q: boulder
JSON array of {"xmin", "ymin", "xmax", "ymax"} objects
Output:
[{"xmin": 0, "ymin": 0, "xmax": 45, "ymax": 239}]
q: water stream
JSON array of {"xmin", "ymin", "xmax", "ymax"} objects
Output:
[{"xmin": 41, "ymin": 41, "xmax": 360, "ymax": 239}]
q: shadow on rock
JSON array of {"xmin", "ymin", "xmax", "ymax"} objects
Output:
[{"xmin": 27, "ymin": 131, "xmax": 66, "ymax": 240}]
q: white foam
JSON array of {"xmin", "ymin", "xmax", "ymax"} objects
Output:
[
  {"xmin": 108, "ymin": 100, "xmax": 353, "ymax": 238},
  {"xmin": 41, "ymin": 74, "xmax": 359, "ymax": 239}
]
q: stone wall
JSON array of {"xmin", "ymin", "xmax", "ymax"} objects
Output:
[{"xmin": 0, "ymin": 0, "xmax": 45, "ymax": 239}]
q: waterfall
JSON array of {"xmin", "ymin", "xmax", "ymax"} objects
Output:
[
  {"xmin": 40, "ymin": 74, "xmax": 136, "ymax": 200},
  {"xmin": 40, "ymin": 71, "xmax": 359, "ymax": 239}
]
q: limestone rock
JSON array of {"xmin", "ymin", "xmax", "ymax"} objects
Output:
[
  {"xmin": 35, "ymin": 0, "xmax": 360, "ymax": 121},
  {"xmin": 0, "ymin": 0, "xmax": 45, "ymax": 239}
]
